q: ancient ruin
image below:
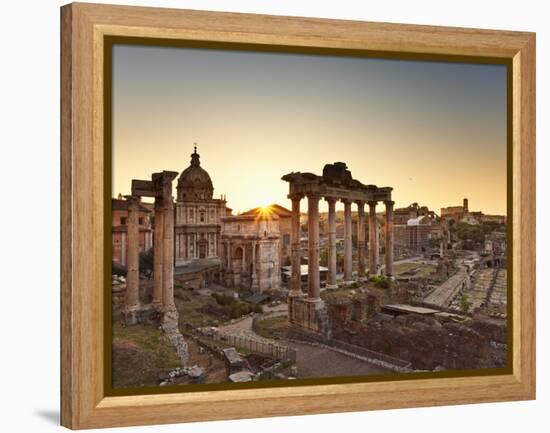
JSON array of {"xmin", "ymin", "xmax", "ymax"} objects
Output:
[
  {"xmin": 282, "ymin": 162, "xmax": 394, "ymax": 335},
  {"xmin": 123, "ymin": 170, "xmax": 188, "ymax": 362},
  {"xmin": 220, "ymin": 212, "xmax": 281, "ymax": 291},
  {"xmin": 112, "ymin": 151, "xmax": 508, "ymax": 388}
]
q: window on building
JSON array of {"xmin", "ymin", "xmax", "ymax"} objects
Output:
[
  {"xmin": 283, "ymin": 234, "xmax": 290, "ymax": 245},
  {"xmin": 120, "ymin": 217, "xmax": 126, "ymax": 225},
  {"xmin": 200, "ymin": 212, "xmax": 205, "ymax": 222},
  {"xmin": 138, "ymin": 218, "xmax": 143, "ymax": 225}
]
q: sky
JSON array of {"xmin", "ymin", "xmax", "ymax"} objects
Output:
[{"xmin": 112, "ymin": 44, "xmax": 507, "ymax": 215}]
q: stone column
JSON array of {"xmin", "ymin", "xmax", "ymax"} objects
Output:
[
  {"xmin": 325, "ymin": 197, "xmax": 338, "ymax": 289},
  {"xmin": 384, "ymin": 200, "xmax": 394, "ymax": 277},
  {"xmin": 368, "ymin": 201, "xmax": 378, "ymax": 275},
  {"xmin": 307, "ymin": 193, "xmax": 321, "ymax": 301},
  {"xmin": 162, "ymin": 190, "xmax": 176, "ymax": 313},
  {"xmin": 290, "ymin": 194, "xmax": 303, "ymax": 295},
  {"xmin": 242, "ymin": 243, "xmax": 246, "ymax": 274},
  {"xmin": 226, "ymin": 239, "xmax": 233, "ymax": 286},
  {"xmin": 124, "ymin": 195, "xmax": 141, "ymax": 323},
  {"xmin": 342, "ymin": 199, "xmax": 353, "ymax": 285},
  {"xmin": 357, "ymin": 200, "xmax": 366, "ymax": 281},
  {"xmin": 175, "ymin": 232, "xmax": 180, "ymax": 263},
  {"xmin": 152, "ymin": 197, "xmax": 164, "ymax": 310},
  {"xmin": 251, "ymin": 240, "xmax": 258, "ymax": 290}
]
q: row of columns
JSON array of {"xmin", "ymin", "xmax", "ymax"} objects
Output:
[
  {"xmin": 176, "ymin": 232, "xmax": 219, "ymax": 260},
  {"xmin": 289, "ymin": 194, "xmax": 394, "ymax": 302}
]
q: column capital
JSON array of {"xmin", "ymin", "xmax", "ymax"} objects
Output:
[
  {"xmin": 124, "ymin": 194, "xmax": 141, "ymax": 208},
  {"xmin": 325, "ymin": 196, "xmax": 337, "ymax": 204},
  {"xmin": 288, "ymin": 193, "xmax": 304, "ymax": 201},
  {"xmin": 355, "ymin": 199, "xmax": 365, "ymax": 206},
  {"xmin": 340, "ymin": 198, "xmax": 353, "ymax": 205},
  {"xmin": 384, "ymin": 200, "xmax": 395, "ymax": 207},
  {"xmin": 367, "ymin": 200, "xmax": 378, "ymax": 207},
  {"xmin": 306, "ymin": 192, "xmax": 321, "ymax": 200}
]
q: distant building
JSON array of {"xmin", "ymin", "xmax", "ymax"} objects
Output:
[
  {"xmin": 112, "ymin": 198, "xmax": 152, "ymax": 268},
  {"xmin": 406, "ymin": 216, "xmax": 434, "ymax": 251},
  {"xmin": 441, "ymin": 198, "xmax": 506, "ymax": 225},
  {"xmin": 174, "ymin": 147, "xmax": 230, "ymax": 265},
  {"xmin": 441, "ymin": 198, "xmax": 469, "ymax": 222},
  {"xmin": 480, "ymin": 214, "xmax": 507, "ymax": 224},
  {"xmin": 393, "ymin": 203, "xmax": 439, "ymax": 252}
]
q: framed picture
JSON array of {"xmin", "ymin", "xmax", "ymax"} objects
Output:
[{"xmin": 60, "ymin": 2, "xmax": 535, "ymax": 429}]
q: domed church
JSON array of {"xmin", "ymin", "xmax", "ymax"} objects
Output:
[{"xmin": 174, "ymin": 146, "xmax": 229, "ymax": 265}]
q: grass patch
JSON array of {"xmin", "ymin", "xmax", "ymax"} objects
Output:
[
  {"xmin": 253, "ymin": 316, "xmax": 288, "ymax": 340},
  {"xmin": 174, "ymin": 292, "xmax": 222, "ymax": 328},
  {"xmin": 112, "ymin": 324, "xmax": 182, "ymax": 388},
  {"xmin": 394, "ymin": 262, "xmax": 436, "ymax": 278}
]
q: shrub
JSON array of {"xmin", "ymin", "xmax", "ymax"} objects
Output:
[
  {"xmin": 370, "ymin": 275, "xmax": 390, "ymax": 289},
  {"xmin": 211, "ymin": 293, "xmax": 263, "ymax": 318}
]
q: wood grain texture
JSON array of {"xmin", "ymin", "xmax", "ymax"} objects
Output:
[{"xmin": 60, "ymin": 2, "xmax": 536, "ymax": 429}]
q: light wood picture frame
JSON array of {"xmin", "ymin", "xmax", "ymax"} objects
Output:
[{"xmin": 60, "ymin": 2, "xmax": 535, "ymax": 429}]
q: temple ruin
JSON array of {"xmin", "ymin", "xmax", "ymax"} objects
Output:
[{"xmin": 282, "ymin": 162, "xmax": 394, "ymax": 334}]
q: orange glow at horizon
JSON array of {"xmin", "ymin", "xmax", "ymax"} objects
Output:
[{"xmin": 112, "ymin": 45, "xmax": 507, "ymax": 216}]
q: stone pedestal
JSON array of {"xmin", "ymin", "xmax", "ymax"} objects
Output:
[{"xmin": 288, "ymin": 295, "xmax": 327, "ymax": 335}]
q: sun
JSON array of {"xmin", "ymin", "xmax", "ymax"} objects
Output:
[{"xmin": 258, "ymin": 203, "xmax": 273, "ymax": 217}]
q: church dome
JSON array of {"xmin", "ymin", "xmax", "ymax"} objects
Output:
[{"xmin": 176, "ymin": 146, "xmax": 214, "ymax": 202}]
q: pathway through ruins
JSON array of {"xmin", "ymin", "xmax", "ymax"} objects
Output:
[
  {"xmin": 424, "ymin": 267, "xmax": 469, "ymax": 308},
  {"xmin": 218, "ymin": 304, "xmax": 391, "ymax": 378}
]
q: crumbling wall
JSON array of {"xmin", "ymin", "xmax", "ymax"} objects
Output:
[{"xmin": 328, "ymin": 301, "xmax": 507, "ymax": 371}]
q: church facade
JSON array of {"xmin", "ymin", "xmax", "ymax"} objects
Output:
[{"xmin": 174, "ymin": 147, "xmax": 229, "ymax": 266}]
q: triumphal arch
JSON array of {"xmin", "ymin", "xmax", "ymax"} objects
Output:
[{"xmin": 282, "ymin": 162, "xmax": 394, "ymax": 334}]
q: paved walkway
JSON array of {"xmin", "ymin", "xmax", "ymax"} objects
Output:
[{"xmin": 424, "ymin": 267, "xmax": 468, "ymax": 307}]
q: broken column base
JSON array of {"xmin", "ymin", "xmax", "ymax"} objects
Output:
[
  {"xmin": 122, "ymin": 304, "xmax": 142, "ymax": 326},
  {"xmin": 122, "ymin": 304, "xmax": 159, "ymax": 327},
  {"xmin": 288, "ymin": 295, "xmax": 329, "ymax": 336},
  {"xmin": 325, "ymin": 284, "xmax": 339, "ymax": 290}
]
